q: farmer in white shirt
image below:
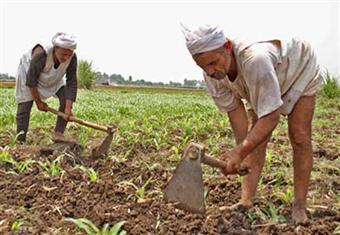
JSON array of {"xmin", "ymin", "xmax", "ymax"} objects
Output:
[
  {"xmin": 183, "ymin": 24, "xmax": 323, "ymax": 225},
  {"xmin": 15, "ymin": 33, "xmax": 78, "ymax": 143}
]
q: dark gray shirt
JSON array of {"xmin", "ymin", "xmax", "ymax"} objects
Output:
[{"xmin": 26, "ymin": 50, "xmax": 78, "ymax": 102}]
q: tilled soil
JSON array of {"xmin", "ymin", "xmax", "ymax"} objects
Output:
[{"xmin": 0, "ymin": 130, "xmax": 339, "ymax": 234}]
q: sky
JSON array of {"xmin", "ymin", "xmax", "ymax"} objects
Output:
[{"xmin": 0, "ymin": 0, "xmax": 339, "ymax": 83}]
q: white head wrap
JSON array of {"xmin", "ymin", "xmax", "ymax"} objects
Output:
[
  {"xmin": 52, "ymin": 32, "xmax": 77, "ymax": 50},
  {"xmin": 182, "ymin": 24, "xmax": 226, "ymax": 55}
]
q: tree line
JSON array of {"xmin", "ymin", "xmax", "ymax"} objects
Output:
[
  {"xmin": 94, "ymin": 72, "xmax": 206, "ymax": 88},
  {"xmin": 0, "ymin": 73, "xmax": 15, "ymax": 80},
  {"xmin": 1, "ymin": 61, "xmax": 206, "ymax": 89}
]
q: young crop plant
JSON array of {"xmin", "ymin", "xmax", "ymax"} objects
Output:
[
  {"xmin": 0, "ymin": 146, "xmax": 12, "ymax": 165},
  {"xmin": 119, "ymin": 177, "xmax": 153, "ymax": 201},
  {"xmin": 11, "ymin": 220, "xmax": 25, "ymax": 232},
  {"xmin": 13, "ymin": 159, "xmax": 36, "ymax": 173},
  {"xmin": 75, "ymin": 165, "xmax": 98, "ymax": 183},
  {"xmin": 64, "ymin": 218, "xmax": 127, "ymax": 235},
  {"xmin": 255, "ymin": 202, "xmax": 286, "ymax": 224},
  {"xmin": 274, "ymin": 187, "xmax": 294, "ymax": 205},
  {"xmin": 38, "ymin": 155, "xmax": 63, "ymax": 177}
]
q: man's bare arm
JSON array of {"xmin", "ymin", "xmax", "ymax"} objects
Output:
[
  {"xmin": 29, "ymin": 87, "xmax": 48, "ymax": 111},
  {"xmin": 236, "ymin": 109, "xmax": 280, "ymax": 160},
  {"xmin": 227, "ymin": 103, "xmax": 248, "ymax": 145},
  {"xmin": 222, "ymin": 108, "xmax": 280, "ymax": 174}
]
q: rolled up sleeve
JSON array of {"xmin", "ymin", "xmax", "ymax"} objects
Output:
[{"xmin": 204, "ymin": 73, "xmax": 241, "ymax": 113}]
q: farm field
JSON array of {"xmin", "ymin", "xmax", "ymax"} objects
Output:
[{"xmin": 0, "ymin": 87, "xmax": 339, "ymax": 234}]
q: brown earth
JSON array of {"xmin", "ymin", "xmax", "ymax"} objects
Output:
[{"xmin": 0, "ymin": 130, "xmax": 339, "ymax": 234}]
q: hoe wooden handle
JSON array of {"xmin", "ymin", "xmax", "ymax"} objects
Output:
[
  {"xmin": 47, "ymin": 107, "xmax": 111, "ymax": 133},
  {"xmin": 201, "ymin": 154, "xmax": 250, "ymax": 176}
]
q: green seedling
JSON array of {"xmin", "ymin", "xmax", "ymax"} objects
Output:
[
  {"xmin": 274, "ymin": 187, "xmax": 294, "ymax": 205},
  {"xmin": 64, "ymin": 218, "xmax": 127, "ymax": 235},
  {"xmin": 75, "ymin": 165, "xmax": 98, "ymax": 183},
  {"xmin": 38, "ymin": 155, "xmax": 63, "ymax": 177},
  {"xmin": 13, "ymin": 159, "xmax": 36, "ymax": 173},
  {"xmin": 11, "ymin": 220, "xmax": 25, "ymax": 231},
  {"xmin": 333, "ymin": 224, "xmax": 340, "ymax": 234},
  {"xmin": 119, "ymin": 177, "xmax": 153, "ymax": 200},
  {"xmin": 250, "ymin": 202, "xmax": 286, "ymax": 225},
  {"xmin": 0, "ymin": 146, "xmax": 12, "ymax": 164}
]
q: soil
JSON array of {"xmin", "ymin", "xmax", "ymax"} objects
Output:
[{"xmin": 0, "ymin": 129, "xmax": 339, "ymax": 235}]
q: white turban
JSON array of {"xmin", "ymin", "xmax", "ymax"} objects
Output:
[
  {"xmin": 52, "ymin": 32, "xmax": 77, "ymax": 50},
  {"xmin": 182, "ymin": 24, "xmax": 226, "ymax": 55}
]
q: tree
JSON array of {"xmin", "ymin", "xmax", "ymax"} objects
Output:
[
  {"xmin": 0, "ymin": 73, "xmax": 15, "ymax": 80},
  {"xmin": 183, "ymin": 78, "xmax": 198, "ymax": 87},
  {"xmin": 77, "ymin": 60, "xmax": 96, "ymax": 89}
]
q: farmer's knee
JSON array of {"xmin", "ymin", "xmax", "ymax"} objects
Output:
[{"xmin": 289, "ymin": 128, "xmax": 311, "ymax": 150}]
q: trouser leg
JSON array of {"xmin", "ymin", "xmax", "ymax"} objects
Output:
[
  {"xmin": 16, "ymin": 100, "xmax": 34, "ymax": 142},
  {"xmin": 54, "ymin": 86, "xmax": 68, "ymax": 133}
]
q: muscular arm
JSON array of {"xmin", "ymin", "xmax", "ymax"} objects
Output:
[
  {"xmin": 227, "ymin": 103, "xmax": 274, "ymax": 160},
  {"xmin": 223, "ymin": 106, "xmax": 280, "ymax": 174},
  {"xmin": 236, "ymin": 108, "xmax": 280, "ymax": 160},
  {"xmin": 227, "ymin": 103, "xmax": 248, "ymax": 145}
]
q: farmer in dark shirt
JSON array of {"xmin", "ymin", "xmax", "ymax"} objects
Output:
[{"xmin": 15, "ymin": 33, "xmax": 78, "ymax": 142}]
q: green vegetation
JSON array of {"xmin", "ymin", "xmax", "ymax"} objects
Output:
[
  {"xmin": 0, "ymin": 88, "xmax": 222, "ymax": 152},
  {"xmin": 95, "ymin": 72, "xmax": 206, "ymax": 88},
  {"xmin": 38, "ymin": 155, "xmax": 63, "ymax": 177},
  {"xmin": 78, "ymin": 60, "xmax": 97, "ymax": 89},
  {"xmin": 320, "ymin": 72, "xmax": 340, "ymax": 99},
  {"xmin": 119, "ymin": 177, "xmax": 153, "ymax": 201},
  {"xmin": 11, "ymin": 220, "xmax": 25, "ymax": 232},
  {"xmin": 75, "ymin": 165, "xmax": 98, "ymax": 183},
  {"xmin": 0, "ymin": 73, "xmax": 15, "ymax": 80},
  {"xmin": 64, "ymin": 218, "xmax": 127, "ymax": 235}
]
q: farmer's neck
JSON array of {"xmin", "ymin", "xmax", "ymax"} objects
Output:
[{"xmin": 227, "ymin": 52, "xmax": 238, "ymax": 82}]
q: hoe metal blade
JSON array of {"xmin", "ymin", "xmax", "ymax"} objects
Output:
[
  {"xmin": 91, "ymin": 126, "xmax": 115, "ymax": 158},
  {"xmin": 163, "ymin": 145, "xmax": 206, "ymax": 214}
]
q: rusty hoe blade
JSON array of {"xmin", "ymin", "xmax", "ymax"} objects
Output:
[
  {"xmin": 163, "ymin": 143, "xmax": 206, "ymax": 214},
  {"xmin": 164, "ymin": 142, "xmax": 250, "ymax": 214},
  {"xmin": 91, "ymin": 125, "xmax": 116, "ymax": 158}
]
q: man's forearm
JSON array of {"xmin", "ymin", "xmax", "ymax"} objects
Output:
[
  {"xmin": 65, "ymin": 99, "xmax": 73, "ymax": 112},
  {"xmin": 237, "ymin": 109, "xmax": 280, "ymax": 159},
  {"xmin": 228, "ymin": 104, "xmax": 249, "ymax": 145},
  {"xmin": 29, "ymin": 87, "xmax": 48, "ymax": 111},
  {"xmin": 29, "ymin": 87, "xmax": 42, "ymax": 103}
]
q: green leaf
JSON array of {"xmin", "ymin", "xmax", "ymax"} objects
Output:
[
  {"xmin": 109, "ymin": 221, "xmax": 126, "ymax": 235},
  {"xmin": 101, "ymin": 223, "xmax": 109, "ymax": 234},
  {"xmin": 64, "ymin": 218, "xmax": 99, "ymax": 235}
]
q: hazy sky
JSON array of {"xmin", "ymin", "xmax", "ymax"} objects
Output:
[{"xmin": 0, "ymin": 0, "xmax": 339, "ymax": 83}]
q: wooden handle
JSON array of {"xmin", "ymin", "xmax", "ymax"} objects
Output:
[
  {"xmin": 201, "ymin": 154, "xmax": 227, "ymax": 168},
  {"xmin": 47, "ymin": 107, "xmax": 110, "ymax": 133},
  {"xmin": 201, "ymin": 154, "xmax": 250, "ymax": 176}
]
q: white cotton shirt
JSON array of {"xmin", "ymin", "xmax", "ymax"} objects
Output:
[
  {"xmin": 204, "ymin": 38, "xmax": 323, "ymax": 118},
  {"xmin": 15, "ymin": 46, "xmax": 72, "ymax": 103}
]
